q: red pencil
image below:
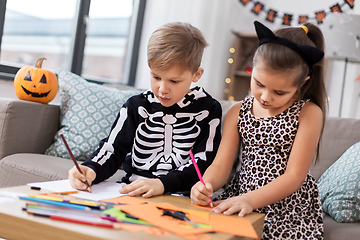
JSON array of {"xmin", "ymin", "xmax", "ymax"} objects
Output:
[{"xmin": 50, "ymin": 215, "xmax": 120, "ymax": 229}]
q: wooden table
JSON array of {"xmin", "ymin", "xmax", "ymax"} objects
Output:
[{"xmin": 0, "ymin": 185, "xmax": 264, "ymax": 240}]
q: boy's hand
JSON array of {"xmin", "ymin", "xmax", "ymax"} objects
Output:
[
  {"xmin": 68, "ymin": 165, "xmax": 96, "ymax": 191},
  {"xmin": 190, "ymin": 181, "xmax": 213, "ymax": 206},
  {"xmin": 119, "ymin": 178, "xmax": 164, "ymax": 198},
  {"xmin": 212, "ymin": 195, "xmax": 253, "ymax": 217}
]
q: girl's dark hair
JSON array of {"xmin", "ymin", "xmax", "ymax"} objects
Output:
[{"xmin": 253, "ymin": 23, "xmax": 327, "ymax": 163}]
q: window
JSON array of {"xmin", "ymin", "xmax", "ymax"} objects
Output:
[
  {"xmin": 1, "ymin": 0, "xmax": 76, "ymax": 70},
  {"xmin": 0, "ymin": 0, "xmax": 145, "ymax": 85},
  {"xmin": 83, "ymin": 0, "xmax": 132, "ymax": 84}
]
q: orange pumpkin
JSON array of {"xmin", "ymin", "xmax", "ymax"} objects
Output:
[{"xmin": 14, "ymin": 58, "xmax": 58, "ymax": 104}]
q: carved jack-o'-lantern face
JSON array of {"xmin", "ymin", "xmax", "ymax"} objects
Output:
[{"xmin": 14, "ymin": 58, "xmax": 58, "ymax": 104}]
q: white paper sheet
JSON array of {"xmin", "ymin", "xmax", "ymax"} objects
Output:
[
  {"xmin": 0, "ymin": 191, "xmax": 27, "ymax": 204},
  {"xmin": 27, "ymin": 179, "xmax": 127, "ymax": 201}
]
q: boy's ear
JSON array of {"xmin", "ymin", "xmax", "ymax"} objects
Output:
[{"xmin": 192, "ymin": 68, "xmax": 204, "ymax": 83}]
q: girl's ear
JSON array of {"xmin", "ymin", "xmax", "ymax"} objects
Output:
[
  {"xmin": 192, "ymin": 68, "xmax": 204, "ymax": 83},
  {"xmin": 300, "ymin": 76, "xmax": 311, "ymax": 88}
]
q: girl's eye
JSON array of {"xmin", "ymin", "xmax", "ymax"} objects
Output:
[
  {"xmin": 153, "ymin": 76, "xmax": 161, "ymax": 80},
  {"xmin": 256, "ymin": 81, "xmax": 264, "ymax": 87},
  {"xmin": 275, "ymin": 91, "xmax": 285, "ymax": 95},
  {"xmin": 171, "ymin": 80, "xmax": 179, "ymax": 83}
]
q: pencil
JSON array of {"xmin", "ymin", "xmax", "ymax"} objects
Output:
[
  {"xmin": 60, "ymin": 134, "xmax": 92, "ymax": 193},
  {"xmin": 28, "ymin": 194, "xmax": 106, "ymax": 209},
  {"xmin": 189, "ymin": 150, "xmax": 214, "ymax": 208},
  {"xmin": 28, "ymin": 194, "xmax": 63, "ymax": 202},
  {"xmin": 24, "ymin": 206, "xmax": 120, "ymax": 228},
  {"xmin": 48, "ymin": 191, "xmax": 79, "ymax": 195},
  {"xmin": 50, "ymin": 215, "xmax": 120, "ymax": 228},
  {"xmin": 26, "ymin": 203, "xmax": 106, "ymax": 217},
  {"xmin": 20, "ymin": 196, "xmax": 93, "ymax": 211}
]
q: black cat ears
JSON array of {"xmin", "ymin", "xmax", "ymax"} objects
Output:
[{"xmin": 254, "ymin": 21, "xmax": 324, "ymax": 72}]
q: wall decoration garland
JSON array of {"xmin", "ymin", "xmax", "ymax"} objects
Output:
[{"xmin": 239, "ymin": 0, "xmax": 355, "ymax": 25}]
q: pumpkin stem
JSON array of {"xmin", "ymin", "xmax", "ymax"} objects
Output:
[{"xmin": 35, "ymin": 58, "xmax": 47, "ymax": 69}]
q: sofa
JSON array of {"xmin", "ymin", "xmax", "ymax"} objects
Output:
[{"xmin": 0, "ymin": 77, "xmax": 360, "ymax": 239}]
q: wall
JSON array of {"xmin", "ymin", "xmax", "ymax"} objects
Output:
[
  {"xmin": 1, "ymin": 0, "xmax": 360, "ymax": 117},
  {"xmin": 134, "ymin": 0, "xmax": 235, "ymax": 100},
  {"xmin": 322, "ymin": 12, "xmax": 360, "ymax": 118},
  {"xmin": 134, "ymin": 0, "xmax": 360, "ymax": 112}
]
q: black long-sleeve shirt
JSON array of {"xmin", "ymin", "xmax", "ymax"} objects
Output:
[{"xmin": 83, "ymin": 86, "xmax": 222, "ymax": 193}]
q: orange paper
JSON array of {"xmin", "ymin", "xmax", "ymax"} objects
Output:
[
  {"xmin": 191, "ymin": 204, "xmax": 213, "ymax": 210},
  {"xmin": 186, "ymin": 235, "xmax": 212, "ymax": 240},
  {"xmin": 209, "ymin": 215, "xmax": 258, "ymax": 239},
  {"xmin": 154, "ymin": 202, "xmax": 210, "ymax": 225},
  {"xmin": 115, "ymin": 223, "xmax": 168, "ymax": 236},
  {"xmin": 102, "ymin": 195, "xmax": 147, "ymax": 205},
  {"xmin": 184, "ymin": 209, "xmax": 210, "ymax": 221},
  {"xmin": 117, "ymin": 202, "xmax": 212, "ymax": 237},
  {"xmin": 106, "ymin": 198, "xmax": 258, "ymax": 239}
]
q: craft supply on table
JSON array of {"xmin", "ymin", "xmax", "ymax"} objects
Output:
[
  {"xmin": 189, "ymin": 150, "xmax": 214, "ymax": 208},
  {"xmin": 60, "ymin": 134, "xmax": 92, "ymax": 192},
  {"xmin": 161, "ymin": 209, "xmax": 200, "ymax": 228},
  {"xmin": 28, "ymin": 179, "xmax": 126, "ymax": 201},
  {"xmin": 18, "ymin": 190, "xmax": 258, "ymax": 239}
]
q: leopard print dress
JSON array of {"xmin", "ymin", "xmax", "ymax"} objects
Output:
[{"xmin": 214, "ymin": 96, "xmax": 324, "ymax": 240}]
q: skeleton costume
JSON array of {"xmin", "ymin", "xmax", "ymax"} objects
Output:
[{"xmin": 83, "ymin": 86, "xmax": 222, "ymax": 194}]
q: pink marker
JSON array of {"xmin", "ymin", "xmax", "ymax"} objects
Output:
[{"xmin": 189, "ymin": 150, "xmax": 213, "ymax": 208}]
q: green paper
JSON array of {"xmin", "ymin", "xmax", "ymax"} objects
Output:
[{"xmin": 102, "ymin": 207, "xmax": 152, "ymax": 225}]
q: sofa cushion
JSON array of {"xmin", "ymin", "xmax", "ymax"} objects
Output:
[
  {"xmin": 45, "ymin": 69, "xmax": 142, "ymax": 161},
  {"xmin": 323, "ymin": 213, "xmax": 360, "ymax": 240},
  {"xmin": 0, "ymin": 98, "xmax": 60, "ymax": 160},
  {"xmin": 0, "ymin": 153, "xmax": 126, "ymax": 188},
  {"xmin": 318, "ymin": 141, "xmax": 360, "ymax": 223},
  {"xmin": 0, "ymin": 154, "xmax": 71, "ymax": 188},
  {"xmin": 310, "ymin": 117, "xmax": 360, "ymax": 181}
]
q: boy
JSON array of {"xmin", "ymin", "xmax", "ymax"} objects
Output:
[{"xmin": 69, "ymin": 22, "xmax": 222, "ymax": 197}]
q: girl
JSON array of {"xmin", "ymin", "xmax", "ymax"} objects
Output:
[{"xmin": 191, "ymin": 21, "xmax": 326, "ymax": 239}]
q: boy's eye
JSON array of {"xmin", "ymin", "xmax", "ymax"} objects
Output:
[
  {"xmin": 171, "ymin": 80, "xmax": 179, "ymax": 83},
  {"xmin": 275, "ymin": 91, "xmax": 285, "ymax": 95},
  {"xmin": 153, "ymin": 76, "xmax": 161, "ymax": 80}
]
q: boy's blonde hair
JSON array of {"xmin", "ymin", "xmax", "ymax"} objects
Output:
[{"xmin": 147, "ymin": 22, "xmax": 208, "ymax": 73}]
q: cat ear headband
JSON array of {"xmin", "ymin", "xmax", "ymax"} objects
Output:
[{"xmin": 254, "ymin": 21, "xmax": 324, "ymax": 73}]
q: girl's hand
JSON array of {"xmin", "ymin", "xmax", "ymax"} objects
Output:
[
  {"xmin": 190, "ymin": 181, "xmax": 214, "ymax": 206},
  {"xmin": 212, "ymin": 195, "xmax": 253, "ymax": 217},
  {"xmin": 68, "ymin": 165, "xmax": 96, "ymax": 191},
  {"xmin": 119, "ymin": 178, "xmax": 164, "ymax": 198}
]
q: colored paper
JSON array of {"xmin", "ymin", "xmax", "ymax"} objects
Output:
[
  {"xmin": 191, "ymin": 204, "xmax": 213, "ymax": 210},
  {"xmin": 28, "ymin": 180, "xmax": 126, "ymax": 201},
  {"xmin": 102, "ymin": 195, "xmax": 147, "ymax": 205},
  {"xmin": 102, "ymin": 207, "xmax": 151, "ymax": 225},
  {"xmin": 102, "ymin": 197, "xmax": 210, "ymax": 224},
  {"xmin": 115, "ymin": 223, "xmax": 169, "ymax": 236},
  {"xmin": 154, "ymin": 202, "xmax": 210, "ymax": 225},
  {"xmin": 209, "ymin": 215, "xmax": 258, "ymax": 239},
  {"xmin": 114, "ymin": 200, "xmax": 258, "ymax": 238},
  {"xmin": 185, "ymin": 209, "xmax": 210, "ymax": 221},
  {"xmin": 117, "ymin": 202, "xmax": 212, "ymax": 237}
]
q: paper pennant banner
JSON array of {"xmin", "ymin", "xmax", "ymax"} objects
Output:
[{"xmin": 238, "ymin": 0, "xmax": 355, "ymax": 25}]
